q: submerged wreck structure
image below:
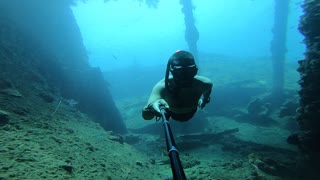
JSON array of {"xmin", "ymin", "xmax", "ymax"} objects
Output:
[
  {"xmin": 288, "ymin": 0, "xmax": 320, "ymax": 178},
  {"xmin": 0, "ymin": 0, "xmax": 127, "ymax": 134}
]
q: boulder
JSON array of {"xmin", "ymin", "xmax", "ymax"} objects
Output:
[{"xmin": 0, "ymin": 109, "xmax": 9, "ymax": 125}]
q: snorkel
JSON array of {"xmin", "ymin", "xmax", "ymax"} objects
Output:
[{"xmin": 165, "ymin": 50, "xmax": 198, "ymax": 92}]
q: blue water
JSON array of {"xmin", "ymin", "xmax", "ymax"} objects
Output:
[{"xmin": 71, "ymin": 0, "xmax": 305, "ymax": 71}]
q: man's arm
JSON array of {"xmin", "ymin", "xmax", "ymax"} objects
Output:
[
  {"xmin": 202, "ymin": 83, "xmax": 212, "ymax": 102},
  {"xmin": 196, "ymin": 76, "xmax": 213, "ymax": 108},
  {"xmin": 142, "ymin": 80, "xmax": 166, "ymax": 120}
]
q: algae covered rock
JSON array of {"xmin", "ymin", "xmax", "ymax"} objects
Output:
[
  {"xmin": 0, "ymin": 88, "xmax": 23, "ymax": 97},
  {"xmin": 0, "ymin": 109, "xmax": 10, "ymax": 125}
]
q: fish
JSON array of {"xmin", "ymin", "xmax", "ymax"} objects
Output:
[{"xmin": 112, "ymin": 54, "xmax": 118, "ymax": 60}]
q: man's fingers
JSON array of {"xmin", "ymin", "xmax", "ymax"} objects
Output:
[
  {"xmin": 198, "ymin": 99, "xmax": 203, "ymax": 109},
  {"xmin": 151, "ymin": 99, "xmax": 169, "ymax": 115},
  {"xmin": 153, "ymin": 103, "xmax": 161, "ymax": 113},
  {"xmin": 159, "ymin": 99, "xmax": 169, "ymax": 108}
]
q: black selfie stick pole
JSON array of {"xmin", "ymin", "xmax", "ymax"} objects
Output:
[{"xmin": 160, "ymin": 107, "xmax": 186, "ymax": 180}]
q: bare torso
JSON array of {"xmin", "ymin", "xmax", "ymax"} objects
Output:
[
  {"xmin": 142, "ymin": 75, "xmax": 213, "ymax": 120},
  {"xmin": 159, "ymin": 76, "xmax": 209, "ymax": 114},
  {"xmin": 164, "ymin": 85, "xmax": 202, "ymax": 113}
]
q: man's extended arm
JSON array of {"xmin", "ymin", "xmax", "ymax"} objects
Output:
[
  {"xmin": 142, "ymin": 80, "xmax": 169, "ymax": 120},
  {"xmin": 203, "ymin": 83, "xmax": 212, "ymax": 103},
  {"xmin": 196, "ymin": 76, "xmax": 213, "ymax": 109}
]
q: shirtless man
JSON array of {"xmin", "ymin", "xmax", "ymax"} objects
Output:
[{"xmin": 142, "ymin": 50, "xmax": 213, "ymax": 122}]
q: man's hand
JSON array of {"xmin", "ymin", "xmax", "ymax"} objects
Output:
[
  {"xmin": 198, "ymin": 97, "xmax": 210, "ymax": 109},
  {"xmin": 148, "ymin": 99, "xmax": 169, "ymax": 116}
]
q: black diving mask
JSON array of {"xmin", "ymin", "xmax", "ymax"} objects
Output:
[{"xmin": 170, "ymin": 64, "xmax": 198, "ymax": 82}]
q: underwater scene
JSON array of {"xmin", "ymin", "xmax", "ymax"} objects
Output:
[{"xmin": 0, "ymin": 0, "xmax": 319, "ymax": 179}]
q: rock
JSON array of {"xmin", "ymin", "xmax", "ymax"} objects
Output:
[
  {"xmin": 279, "ymin": 100, "xmax": 299, "ymax": 118},
  {"xmin": 12, "ymin": 108, "xmax": 30, "ymax": 115},
  {"xmin": 0, "ymin": 88, "xmax": 22, "ymax": 97},
  {"xmin": 248, "ymin": 153, "xmax": 294, "ymax": 177},
  {"xmin": 135, "ymin": 161, "xmax": 143, "ymax": 167},
  {"xmin": 0, "ymin": 78, "xmax": 12, "ymax": 89},
  {"xmin": 0, "ymin": 109, "xmax": 10, "ymax": 125},
  {"xmin": 108, "ymin": 134, "xmax": 124, "ymax": 144},
  {"xmin": 287, "ymin": 131, "xmax": 320, "ymax": 152},
  {"xmin": 124, "ymin": 134, "xmax": 141, "ymax": 144},
  {"xmin": 61, "ymin": 161, "xmax": 73, "ymax": 173},
  {"xmin": 37, "ymin": 92, "xmax": 54, "ymax": 103},
  {"xmin": 247, "ymin": 98, "xmax": 270, "ymax": 116},
  {"xmin": 181, "ymin": 157, "xmax": 200, "ymax": 169}
]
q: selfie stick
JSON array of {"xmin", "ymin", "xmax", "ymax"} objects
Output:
[{"xmin": 160, "ymin": 107, "xmax": 186, "ymax": 180}]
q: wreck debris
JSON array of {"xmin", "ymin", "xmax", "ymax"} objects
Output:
[
  {"xmin": 177, "ymin": 128, "xmax": 239, "ymax": 142},
  {"xmin": 291, "ymin": 0, "xmax": 320, "ymax": 178},
  {"xmin": 295, "ymin": 0, "xmax": 320, "ymax": 151}
]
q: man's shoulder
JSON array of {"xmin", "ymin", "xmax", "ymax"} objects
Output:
[
  {"xmin": 154, "ymin": 79, "xmax": 166, "ymax": 88},
  {"xmin": 194, "ymin": 75, "xmax": 212, "ymax": 84}
]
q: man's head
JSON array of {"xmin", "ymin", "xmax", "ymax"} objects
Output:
[
  {"xmin": 169, "ymin": 50, "xmax": 195, "ymax": 67},
  {"xmin": 165, "ymin": 50, "xmax": 198, "ymax": 89},
  {"xmin": 169, "ymin": 50, "xmax": 198, "ymax": 82}
]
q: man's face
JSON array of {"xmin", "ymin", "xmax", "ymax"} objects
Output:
[{"xmin": 170, "ymin": 64, "xmax": 198, "ymax": 86}]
